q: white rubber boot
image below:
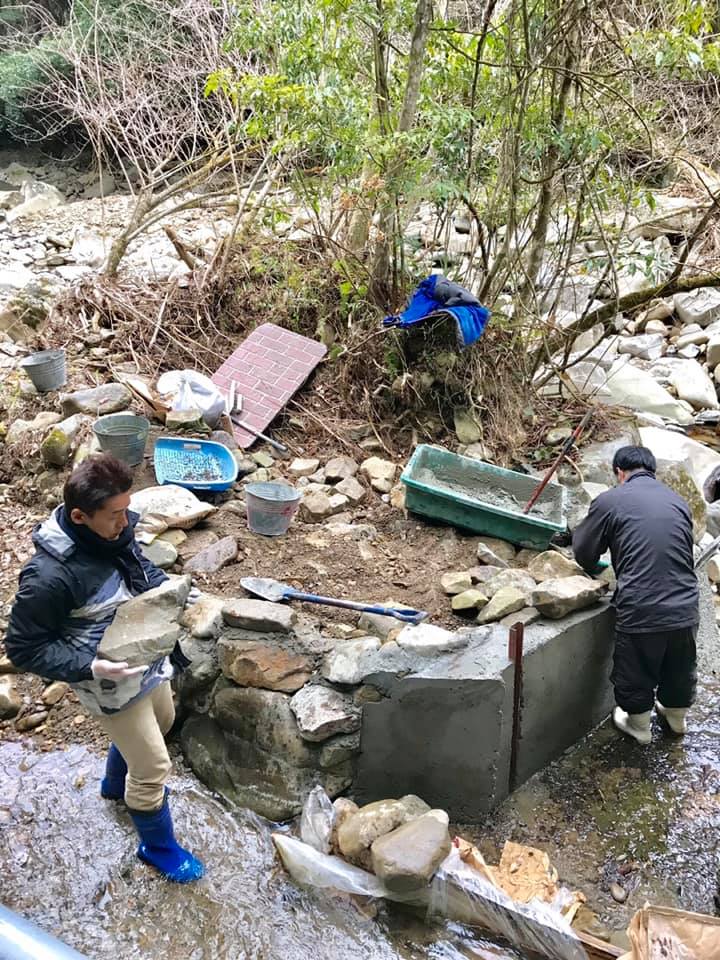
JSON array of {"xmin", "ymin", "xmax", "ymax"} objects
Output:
[
  {"xmin": 613, "ymin": 707, "xmax": 652, "ymax": 745},
  {"xmin": 655, "ymin": 701, "xmax": 688, "ymax": 735}
]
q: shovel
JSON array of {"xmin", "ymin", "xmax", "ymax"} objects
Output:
[{"xmin": 241, "ymin": 577, "xmax": 428, "ymax": 624}]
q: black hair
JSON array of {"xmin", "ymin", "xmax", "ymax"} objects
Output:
[
  {"xmin": 611, "ymin": 445, "xmax": 656, "ymax": 476},
  {"xmin": 64, "ymin": 453, "xmax": 133, "ymax": 516}
]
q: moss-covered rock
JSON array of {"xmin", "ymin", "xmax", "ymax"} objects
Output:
[{"xmin": 656, "ymin": 459, "xmax": 706, "ymax": 543}]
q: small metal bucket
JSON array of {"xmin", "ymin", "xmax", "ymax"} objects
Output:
[
  {"xmin": 245, "ymin": 481, "xmax": 301, "ymax": 536},
  {"xmin": 19, "ymin": 349, "xmax": 67, "ymax": 392},
  {"xmin": 93, "ymin": 413, "xmax": 149, "ymax": 466}
]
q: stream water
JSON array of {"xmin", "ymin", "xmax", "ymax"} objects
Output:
[
  {"xmin": 0, "ymin": 741, "xmax": 523, "ymax": 960},
  {"xmin": 3, "ymin": 675, "xmax": 720, "ymax": 959}
]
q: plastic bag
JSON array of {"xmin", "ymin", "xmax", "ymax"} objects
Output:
[
  {"xmin": 273, "ymin": 834, "xmax": 388, "ymax": 898},
  {"xmin": 157, "ymin": 370, "xmax": 225, "ymax": 428},
  {"xmin": 428, "ymin": 848, "xmax": 586, "ymax": 960},
  {"xmin": 300, "ymin": 786, "xmax": 336, "ymax": 855}
]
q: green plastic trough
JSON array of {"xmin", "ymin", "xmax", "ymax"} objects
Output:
[{"xmin": 400, "ymin": 445, "xmax": 567, "ymax": 551}]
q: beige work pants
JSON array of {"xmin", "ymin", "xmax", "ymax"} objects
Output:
[{"xmin": 98, "ymin": 681, "xmax": 174, "ymax": 812}]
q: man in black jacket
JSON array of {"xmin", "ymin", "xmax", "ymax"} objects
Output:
[
  {"xmin": 5, "ymin": 454, "xmax": 204, "ymax": 883},
  {"xmin": 572, "ymin": 445, "xmax": 699, "ymax": 745}
]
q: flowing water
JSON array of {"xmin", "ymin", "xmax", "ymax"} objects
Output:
[
  {"xmin": 0, "ymin": 741, "xmax": 522, "ymax": 960},
  {"xmin": 2, "ymin": 678, "xmax": 719, "ymax": 958}
]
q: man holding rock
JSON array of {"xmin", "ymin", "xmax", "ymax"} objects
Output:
[
  {"xmin": 572, "ymin": 445, "xmax": 699, "ymax": 745},
  {"xmin": 5, "ymin": 453, "xmax": 204, "ymax": 883}
]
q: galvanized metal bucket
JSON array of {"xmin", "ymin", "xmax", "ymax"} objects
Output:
[
  {"xmin": 245, "ymin": 481, "xmax": 301, "ymax": 536},
  {"xmin": 93, "ymin": 413, "xmax": 149, "ymax": 466},
  {"xmin": 19, "ymin": 348, "xmax": 67, "ymax": 392}
]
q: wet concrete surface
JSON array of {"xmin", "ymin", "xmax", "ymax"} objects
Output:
[
  {"xmin": 0, "ymin": 741, "xmax": 523, "ymax": 960},
  {"xmin": 471, "ymin": 675, "xmax": 720, "ymax": 950}
]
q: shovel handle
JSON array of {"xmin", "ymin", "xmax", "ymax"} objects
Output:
[
  {"xmin": 284, "ymin": 589, "xmax": 428, "ymax": 624},
  {"xmin": 229, "ymin": 414, "xmax": 288, "ymax": 453}
]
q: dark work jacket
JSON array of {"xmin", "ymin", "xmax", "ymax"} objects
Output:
[
  {"xmin": 5, "ymin": 507, "xmax": 175, "ymax": 715},
  {"xmin": 572, "ymin": 472, "xmax": 699, "ymax": 633}
]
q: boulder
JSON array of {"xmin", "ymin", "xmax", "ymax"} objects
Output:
[
  {"xmin": 40, "ymin": 414, "xmax": 88, "ymax": 467},
  {"xmin": 357, "ymin": 605, "xmax": 404, "ymax": 641},
  {"xmin": 140, "ymin": 539, "xmax": 178, "ymax": 569},
  {"xmin": 182, "ymin": 692, "xmax": 351, "ymax": 820},
  {"xmin": 477, "ymin": 587, "xmax": 526, "ymax": 624},
  {"xmin": 440, "ymin": 571, "xmax": 473, "ymax": 595},
  {"xmin": 180, "ymin": 595, "xmax": 225, "ymax": 639},
  {"xmin": 453, "ymin": 408, "xmax": 482, "ymax": 444},
  {"xmin": 337, "ymin": 795, "xmax": 431, "ymax": 867},
  {"xmin": 451, "ymin": 589, "xmax": 489, "ymax": 612},
  {"xmin": 60, "ymin": 383, "xmax": 131, "ymax": 416},
  {"xmin": 0, "ymin": 677, "xmax": 21, "ymax": 719},
  {"xmin": 527, "ymin": 551, "xmax": 585, "ymax": 582},
  {"xmin": 41, "ymin": 681, "xmax": 69, "ymax": 707},
  {"xmin": 617, "ymin": 333, "xmax": 665, "ymax": 361},
  {"xmin": 222, "ymin": 598, "xmax": 296, "ymax": 633},
  {"xmin": 289, "ymin": 458, "xmax": 320, "ymax": 477},
  {"xmin": 97, "ymin": 575, "xmax": 191, "ymax": 666},
  {"xmin": 396, "ymin": 622, "xmax": 470, "ymax": 655},
  {"xmin": 319, "ymin": 732, "xmax": 361, "ymax": 769},
  {"xmin": 531, "ymin": 576, "xmax": 606, "ymax": 619},
  {"xmin": 653, "ymin": 358, "xmax": 718, "ymax": 410},
  {"xmin": 370, "ymin": 809, "xmax": 451, "ymax": 893},
  {"xmin": 6, "ymin": 180, "xmax": 64, "ymax": 222},
  {"xmin": 674, "ymin": 287, "xmax": 720, "ymax": 327},
  {"xmin": 577, "ymin": 425, "xmax": 642, "ymax": 487},
  {"xmin": 335, "ymin": 476, "xmax": 366, "ymax": 504},
  {"xmin": 644, "ymin": 319, "xmax": 670, "ymax": 336},
  {"xmin": 360, "ymin": 457, "xmax": 397, "ymax": 493},
  {"xmin": 289, "ymin": 685, "xmax": 360, "ymax": 742},
  {"xmin": 321, "ymin": 637, "xmax": 381, "ymax": 684},
  {"xmin": 70, "ymin": 226, "xmax": 108, "ymax": 266},
  {"xmin": 467, "ymin": 565, "xmax": 504, "ymax": 584},
  {"xmin": 183, "ymin": 535, "xmax": 238, "ymax": 575},
  {"xmin": 6, "ymin": 411, "xmax": 62, "ymax": 445},
  {"xmin": 476, "ymin": 537, "xmax": 515, "ymax": 565},
  {"xmin": 177, "ymin": 529, "xmax": 219, "ymax": 561},
  {"xmin": 655, "ymin": 460, "xmax": 707, "ymax": 542},
  {"xmin": 596, "ymin": 360, "xmax": 694, "ymax": 423},
  {"xmin": 218, "ymin": 635, "xmax": 312, "ymax": 692},
  {"xmin": 300, "ymin": 491, "xmax": 350, "ymax": 522},
  {"xmin": 499, "ymin": 607, "xmax": 540, "ymax": 628},
  {"xmin": 546, "ymin": 425, "xmax": 573, "ymax": 445},
  {"xmin": 325, "ymin": 456, "xmax": 359, "ymax": 482},
  {"xmin": 639, "ymin": 425, "xmax": 720, "ymax": 492},
  {"xmin": 252, "ymin": 451, "xmax": 274, "ymax": 469},
  {"xmin": 0, "ymin": 265, "xmax": 35, "ymax": 291},
  {"xmin": 484, "ymin": 568, "xmax": 536, "ymax": 598},
  {"xmin": 707, "ymin": 335, "xmax": 720, "ymax": 369}
]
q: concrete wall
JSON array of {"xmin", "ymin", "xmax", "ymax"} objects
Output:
[{"xmin": 355, "ymin": 603, "xmax": 616, "ymax": 820}]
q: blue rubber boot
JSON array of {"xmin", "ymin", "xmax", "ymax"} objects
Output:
[
  {"xmin": 100, "ymin": 744, "xmax": 127, "ymax": 800},
  {"xmin": 127, "ymin": 795, "xmax": 205, "ymax": 883}
]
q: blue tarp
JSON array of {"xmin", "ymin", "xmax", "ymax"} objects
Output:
[{"xmin": 383, "ymin": 275, "xmax": 490, "ymax": 348}]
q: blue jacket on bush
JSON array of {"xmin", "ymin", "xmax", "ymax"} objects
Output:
[{"xmin": 5, "ymin": 506, "xmax": 181, "ymax": 716}]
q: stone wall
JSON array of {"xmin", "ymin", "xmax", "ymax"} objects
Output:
[{"xmin": 177, "ymin": 594, "xmax": 618, "ymax": 822}]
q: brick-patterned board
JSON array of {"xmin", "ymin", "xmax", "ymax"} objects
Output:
[{"xmin": 212, "ymin": 323, "xmax": 327, "ymax": 449}]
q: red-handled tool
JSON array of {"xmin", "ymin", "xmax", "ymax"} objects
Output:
[{"xmin": 523, "ymin": 409, "xmax": 593, "ymax": 515}]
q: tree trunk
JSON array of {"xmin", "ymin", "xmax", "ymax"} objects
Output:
[{"xmin": 369, "ymin": 0, "xmax": 433, "ymax": 307}]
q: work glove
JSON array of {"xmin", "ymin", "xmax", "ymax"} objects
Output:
[
  {"xmin": 91, "ymin": 658, "xmax": 148, "ymax": 680},
  {"xmin": 184, "ymin": 585, "xmax": 203, "ymax": 608}
]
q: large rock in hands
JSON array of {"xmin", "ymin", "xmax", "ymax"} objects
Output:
[{"xmin": 97, "ymin": 575, "xmax": 191, "ymax": 666}]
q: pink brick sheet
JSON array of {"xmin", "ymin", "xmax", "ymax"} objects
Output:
[{"xmin": 212, "ymin": 323, "xmax": 327, "ymax": 448}]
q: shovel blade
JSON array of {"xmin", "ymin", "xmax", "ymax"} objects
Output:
[{"xmin": 240, "ymin": 577, "xmax": 291, "ymax": 603}]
